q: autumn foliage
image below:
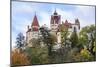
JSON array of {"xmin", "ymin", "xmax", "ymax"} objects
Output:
[
  {"xmin": 11, "ymin": 24, "xmax": 96, "ymax": 66},
  {"xmin": 11, "ymin": 49, "xmax": 30, "ymax": 66}
]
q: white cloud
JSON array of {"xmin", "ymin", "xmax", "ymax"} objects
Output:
[
  {"xmin": 12, "ymin": 1, "xmax": 95, "ymax": 48},
  {"xmin": 55, "ymin": 8, "xmax": 76, "ymax": 23}
]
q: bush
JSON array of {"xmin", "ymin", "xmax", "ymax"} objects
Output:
[{"xmin": 11, "ymin": 49, "xmax": 30, "ymax": 66}]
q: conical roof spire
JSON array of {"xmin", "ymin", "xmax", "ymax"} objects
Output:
[
  {"xmin": 31, "ymin": 13, "xmax": 39, "ymax": 27},
  {"xmin": 54, "ymin": 9, "xmax": 58, "ymax": 15}
]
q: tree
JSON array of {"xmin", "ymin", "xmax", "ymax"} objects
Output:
[
  {"xmin": 39, "ymin": 27, "xmax": 54, "ymax": 56},
  {"xmin": 29, "ymin": 38, "xmax": 40, "ymax": 48},
  {"xmin": 88, "ymin": 25, "xmax": 96, "ymax": 56},
  {"xmin": 80, "ymin": 48, "xmax": 94, "ymax": 61},
  {"xmin": 79, "ymin": 24, "xmax": 96, "ymax": 56},
  {"xmin": 59, "ymin": 24, "xmax": 70, "ymax": 47},
  {"xmin": 16, "ymin": 32, "xmax": 25, "ymax": 51},
  {"xmin": 11, "ymin": 49, "xmax": 30, "ymax": 66},
  {"xmin": 93, "ymin": 41, "xmax": 96, "ymax": 56},
  {"xmin": 69, "ymin": 25, "xmax": 96, "ymax": 62},
  {"xmin": 25, "ymin": 46, "xmax": 49, "ymax": 64},
  {"xmin": 70, "ymin": 27, "xmax": 78, "ymax": 48}
]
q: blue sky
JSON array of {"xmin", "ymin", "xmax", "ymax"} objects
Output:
[{"xmin": 12, "ymin": 1, "xmax": 95, "ymax": 48}]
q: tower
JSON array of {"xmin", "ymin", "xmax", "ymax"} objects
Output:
[
  {"xmin": 26, "ymin": 14, "xmax": 40, "ymax": 45},
  {"xmin": 75, "ymin": 18, "xmax": 80, "ymax": 30},
  {"xmin": 69, "ymin": 18, "xmax": 80, "ymax": 35},
  {"xmin": 74, "ymin": 18, "xmax": 80, "ymax": 33},
  {"xmin": 50, "ymin": 10, "xmax": 61, "ymax": 32},
  {"xmin": 31, "ymin": 14, "xmax": 39, "ymax": 31}
]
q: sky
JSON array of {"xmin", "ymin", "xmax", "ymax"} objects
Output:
[{"xmin": 12, "ymin": 1, "xmax": 95, "ymax": 48}]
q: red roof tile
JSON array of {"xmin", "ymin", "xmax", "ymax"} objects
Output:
[{"xmin": 31, "ymin": 15, "xmax": 39, "ymax": 27}]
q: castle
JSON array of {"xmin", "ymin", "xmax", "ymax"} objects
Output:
[{"xmin": 26, "ymin": 10, "xmax": 80, "ymax": 47}]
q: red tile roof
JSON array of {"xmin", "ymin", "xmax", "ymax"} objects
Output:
[{"xmin": 31, "ymin": 15, "xmax": 39, "ymax": 27}]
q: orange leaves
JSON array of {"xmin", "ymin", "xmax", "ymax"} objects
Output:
[{"xmin": 11, "ymin": 49, "xmax": 30, "ymax": 66}]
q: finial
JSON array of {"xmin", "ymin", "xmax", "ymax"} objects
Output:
[
  {"xmin": 55, "ymin": 8, "xmax": 56, "ymax": 12},
  {"xmin": 35, "ymin": 11, "xmax": 36, "ymax": 16},
  {"xmin": 54, "ymin": 8, "xmax": 58, "ymax": 15}
]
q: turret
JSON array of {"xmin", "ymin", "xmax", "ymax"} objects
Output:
[
  {"xmin": 31, "ymin": 14, "xmax": 39, "ymax": 31},
  {"xmin": 50, "ymin": 9, "xmax": 61, "ymax": 32},
  {"xmin": 75, "ymin": 18, "xmax": 80, "ymax": 29}
]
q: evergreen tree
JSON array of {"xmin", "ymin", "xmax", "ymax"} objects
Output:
[
  {"xmin": 70, "ymin": 27, "xmax": 78, "ymax": 48},
  {"xmin": 39, "ymin": 27, "xmax": 53, "ymax": 56},
  {"xmin": 16, "ymin": 32, "xmax": 25, "ymax": 51}
]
